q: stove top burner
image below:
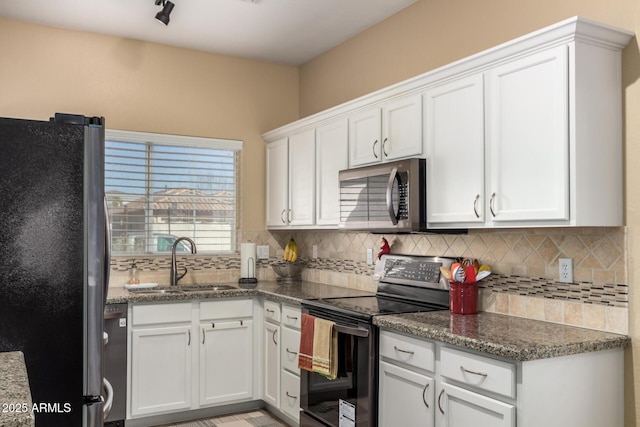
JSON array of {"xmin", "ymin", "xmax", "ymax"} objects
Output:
[{"xmin": 302, "ymin": 254, "xmax": 457, "ymax": 321}]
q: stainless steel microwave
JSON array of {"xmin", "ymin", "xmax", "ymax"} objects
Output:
[{"xmin": 338, "ymin": 158, "xmax": 425, "ymax": 232}]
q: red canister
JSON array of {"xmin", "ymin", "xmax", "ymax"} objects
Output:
[{"xmin": 449, "ymin": 281, "xmax": 478, "ymax": 315}]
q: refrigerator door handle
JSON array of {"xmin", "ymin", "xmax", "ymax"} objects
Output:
[
  {"xmin": 103, "ymin": 378, "xmax": 114, "ymax": 419},
  {"xmin": 104, "ymin": 197, "xmax": 111, "ymax": 302}
]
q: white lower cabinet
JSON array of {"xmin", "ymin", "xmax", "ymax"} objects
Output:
[
  {"xmin": 437, "ymin": 383, "xmax": 514, "ymax": 427},
  {"xmin": 199, "ymin": 299, "xmax": 254, "ymax": 406},
  {"xmin": 261, "ymin": 300, "xmax": 302, "ymax": 424},
  {"xmin": 379, "ymin": 361, "xmax": 435, "ymax": 427},
  {"xmin": 130, "ymin": 302, "xmax": 193, "ymax": 417},
  {"xmin": 379, "ymin": 329, "xmax": 624, "ymax": 427},
  {"xmin": 263, "ymin": 319, "xmax": 281, "ymax": 408},
  {"xmin": 128, "ymin": 299, "xmax": 256, "ymax": 420}
]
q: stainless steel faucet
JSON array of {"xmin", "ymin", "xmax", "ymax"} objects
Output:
[{"xmin": 170, "ymin": 237, "xmax": 197, "ymax": 286}]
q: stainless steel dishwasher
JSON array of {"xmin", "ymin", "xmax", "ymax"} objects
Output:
[{"xmin": 104, "ymin": 303, "xmax": 127, "ymax": 427}]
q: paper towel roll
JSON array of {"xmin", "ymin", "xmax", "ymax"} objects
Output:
[{"xmin": 240, "ymin": 243, "xmax": 257, "ymax": 279}]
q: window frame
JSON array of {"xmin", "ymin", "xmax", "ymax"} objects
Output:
[{"xmin": 105, "ymin": 129, "xmax": 242, "ymax": 256}]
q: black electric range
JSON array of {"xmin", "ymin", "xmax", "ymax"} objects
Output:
[
  {"xmin": 302, "ymin": 254, "xmax": 456, "ymax": 320},
  {"xmin": 300, "ymin": 254, "xmax": 456, "ymax": 427}
]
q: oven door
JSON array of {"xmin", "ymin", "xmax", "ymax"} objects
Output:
[{"xmin": 300, "ymin": 307, "xmax": 377, "ymax": 427}]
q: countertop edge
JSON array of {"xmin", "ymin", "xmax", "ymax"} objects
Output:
[{"xmin": 374, "ymin": 314, "xmax": 631, "ymax": 362}]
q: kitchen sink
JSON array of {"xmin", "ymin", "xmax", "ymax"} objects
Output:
[{"xmin": 179, "ymin": 284, "xmax": 237, "ymax": 292}]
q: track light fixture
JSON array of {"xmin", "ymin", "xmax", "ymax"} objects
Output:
[{"xmin": 154, "ymin": 0, "xmax": 174, "ymax": 26}]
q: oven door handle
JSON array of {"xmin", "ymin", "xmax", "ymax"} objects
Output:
[{"xmin": 334, "ymin": 323, "xmax": 369, "ymax": 338}]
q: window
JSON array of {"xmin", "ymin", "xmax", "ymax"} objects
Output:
[{"xmin": 105, "ymin": 130, "xmax": 241, "ymax": 255}]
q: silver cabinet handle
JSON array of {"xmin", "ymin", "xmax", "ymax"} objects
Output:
[
  {"xmin": 287, "ymin": 209, "xmax": 292, "ymax": 223},
  {"xmin": 202, "ymin": 329, "xmax": 206, "ymax": 344},
  {"xmin": 280, "ymin": 209, "xmax": 287, "ymax": 224},
  {"xmin": 393, "ymin": 345, "xmax": 415, "ymax": 355},
  {"xmin": 422, "ymin": 383, "xmax": 430, "ymax": 408},
  {"xmin": 286, "ymin": 348, "xmax": 298, "ymax": 355},
  {"xmin": 489, "ymin": 192, "xmax": 496, "ymax": 217},
  {"xmin": 460, "ymin": 365, "xmax": 488, "ymax": 377},
  {"xmin": 286, "ymin": 315, "xmax": 298, "ymax": 321},
  {"xmin": 373, "ymin": 139, "xmax": 379, "ymax": 159},
  {"xmin": 272, "ymin": 329, "xmax": 278, "ymax": 345},
  {"xmin": 438, "ymin": 389, "xmax": 445, "ymax": 414},
  {"xmin": 266, "ymin": 309, "xmax": 275, "ymax": 314},
  {"xmin": 382, "ymin": 137, "xmax": 389, "ymax": 157},
  {"xmin": 286, "ymin": 391, "xmax": 298, "ymax": 399},
  {"xmin": 473, "ymin": 194, "xmax": 480, "ymax": 218},
  {"xmin": 187, "ymin": 330, "xmax": 191, "ymax": 346}
]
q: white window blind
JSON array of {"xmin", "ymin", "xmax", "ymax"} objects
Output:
[{"xmin": 105, "ymin": 129, "xmax": 241, "ymax": 255}]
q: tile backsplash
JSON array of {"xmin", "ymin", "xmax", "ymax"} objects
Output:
[{"xmin": 111, "ymin": 226, "xmax": 628, "ymax": 334}]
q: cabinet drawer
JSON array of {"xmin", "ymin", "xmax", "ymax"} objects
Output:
[
  {"xmin": 379, "ymin": 330, "xmax": 435, "ymax": 372},
  {"xmin": 440, "ymin": 347, "xmax": 516, "ymax": 399},
  {"xmin": 264, "ymin": 300, "xmax": 281, "ymax": 323},
  {"xmin": 281, "ymin": 369, "xmax": 301, "ymax": 422},
  {"xmin": 282, "ymin": 304, "xmax": 301, "ymax": 329},
  {"xmin": 132, "ymin": 302, "xmax": 192, "ymax": 326},
  {"xmin": 281, "ymin": 327, "xmax": 301, "ymax": 373},
  {"xmin": 200, "ymin": 299, "xmax": 252, "ymax": 320}
]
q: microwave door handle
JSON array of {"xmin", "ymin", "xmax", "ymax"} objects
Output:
[{"xmin": 386, "ymin": 167, "xmax": 399, "ymax": 225}]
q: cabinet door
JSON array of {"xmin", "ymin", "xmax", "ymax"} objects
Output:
[
  {"xmin": 349, "ymin": 107, "xmax": 382, "ymax": 167},
  {"xmin": 280, "ymin": 369, "xmax": 301, "ymax": 423},
  {"xmin": 130, "ymin": 325, "xmax": 192, "ymax": 417},
  {"xmin": 316, "ymin": 119, "xmax": 348, "ymax": 226},
  {"xmin": 425, "ymin": 74, "xmax": 485, "ymax": 225},
  {"xmin": 382, "ymin": 93, "xmax": 423, "ymax": 160},
  {"xmin": 486, "ymin": 45, "xmax": 569, "ymax": 223},
  {"xmin": 281, "ymin": 326, "xmax": 301, "ymax": 374},
  {"xmin": 379, "ymin": 361, "xmax": 434, "ymax": 427},
  {"xmin": 200, "ymin": 320, "xmax": 253, "ymax": 406},
  {"xmin": 438, "ymin": 383, "xmax": 515, "ymax": 427},
  {"xmin": 289, "ymin": 129, "xmax": 315, "ymax": 226},
  {"xmin": 266, "ymin": 138, "xmax": 289, "ymax": 227},
  {"xmin": 263, "ymin": 321, "xmax": 281, "ymax": 408}
]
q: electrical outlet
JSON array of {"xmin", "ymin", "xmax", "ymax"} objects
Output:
[
  {"xmin": 257, "ymin": 245, "xmax": 270, "ymax": 259},
  {"xmin": 366, "ymin": 248, "xmax": 374, "ymax": 265},
  {"xmin": 559, "ymin": 258, "xmax": 573, "ymax": 283},
  {"xmin": 312, "ymin": 245, "xmax": 318, "ymax": 259}
]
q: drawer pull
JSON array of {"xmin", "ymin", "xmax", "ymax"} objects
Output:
[
  {"xmin": 286, "ymin": 348, "xmax": 298, "ymax": 355},
  {"xmin": 286, "ymin": 391, "xmax": 298, "ymax": 400},
  {"xmin": 422, "ymin": 383, "xmax": 430, "ymax": 408},
  {"xmin": 286, "ymin": 315, "xmax": 298, "ymax": 321},
  {"xmin": 460, "ymin": 365, "xmax": 488, "ymax": 377},
  {"xmin": 266, "ymin": 309, "xmax": 275, "ymax": 314},
  {"xmin": 393, "ymin": 345, "xmax": 415, "ymax": 355}
]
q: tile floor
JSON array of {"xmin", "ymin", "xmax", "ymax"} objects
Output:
[{"xmin": 158, "ymin": 409, "xmax": 288, "ymax": 427}]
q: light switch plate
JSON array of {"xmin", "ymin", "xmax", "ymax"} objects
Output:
[{"xmin": 257, "ymin": 245, "xmax": 270, "ymax": 259}]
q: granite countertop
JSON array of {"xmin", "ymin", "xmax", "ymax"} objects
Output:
[
  {"xmin": 106, "ymin": 280, "xmax": 376, "ymax": 306},
  {"xmin": 0, "ymin": 352, "xmax": 35, "ymax": 427},
  {"xmin": 374, "ymin": 310, "xmax": 631, "ymax": 362}
]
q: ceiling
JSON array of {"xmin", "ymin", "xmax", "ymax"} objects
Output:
[{"xmin": 0, "ymin": 0, "xmax": 417, "ymax": 65}]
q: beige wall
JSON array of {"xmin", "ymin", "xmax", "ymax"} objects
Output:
[
  {"xmin": 299, "ymin": 1, "xmax": 640, "ymax": 425},
  {"xmin": 0, "ymin": 17, "xmax": 300, "ymax": 230}
]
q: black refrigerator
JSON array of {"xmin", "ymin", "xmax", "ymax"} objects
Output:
[{"xmin": 0, "ymin": 113, "xmax": 109, "ymax": 427}]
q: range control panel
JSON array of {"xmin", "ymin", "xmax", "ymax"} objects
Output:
[{"xmin": 374, "ymin": 254, "xmax": 456, "ymax": 289}]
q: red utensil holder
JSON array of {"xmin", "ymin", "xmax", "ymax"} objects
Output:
[{"xmin": 449, "ymin": 281, "xmax": 478, "ymax": 315}]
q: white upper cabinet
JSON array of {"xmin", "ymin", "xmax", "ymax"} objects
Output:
[
  {"xmin": 486, "ymin": 45, "xmax": 569, "ymax": 224},
  {"xmin": 316, "ymin": 118, "xmax": 348, "ymax": 226},
  {"xmin": 263, "ymin": 17, "xmax": 633, "ymax": 229},
  {"xmin": 382, "ymin": 93, "xmax": 423, "ymax": 161},
  {"xmin": 349, "ymin": 93, "xmax": 422, "ymax": 167},
  {"xmin": 425, "ymin": 74, "xmax": 485, "ymax": 225},
  {"xmin": 288, "ymin": 129, "xmax": 316, "ymax": 226},
  {"xmin": 265, "ymin": 130, "xmax": 315, "ymax": 228},
  {"xmin": 265, "ymin": 138, "xmax": 289, "ymax": 227},
  {"xmin": 348, "ymin": 107, "xmax": 382, "ymax": 166}
]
